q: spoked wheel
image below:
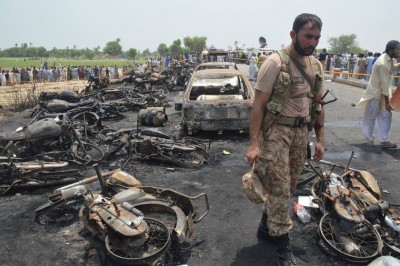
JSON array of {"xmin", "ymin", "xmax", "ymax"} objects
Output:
[
  {"xmin": 319, "ymin": 211, "xmax": 382, "ymax": 263},
  {"xmin": 105, "ymin": 218, "xmax": 171, "ymax": 265},
  {"xmin": 171, "ymin": 150, "xmax": 205, "ymax": 168},
  {"xmin": 71, "ymin": 141, "xmax": 104, "ymax": 163},
  {"xmin": 72, "ymin": 112, "xmax": 101, "ymax": 128}
]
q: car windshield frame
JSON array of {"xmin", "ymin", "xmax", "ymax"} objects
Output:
[{"xmin": 191, "ymin": 75, "xmax": 239, "ymax": 87}]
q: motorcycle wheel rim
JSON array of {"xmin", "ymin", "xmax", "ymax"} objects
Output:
[
  {"xmin": 318, "ymin": 211, "xmax": 382, "ymax": 263},
  {"xmin": 105, "ymin": 218, "xmax": 171, "ymax": 265},
  {"xmin": 171, "ymin": 150, "xmax": 205, "ymax": 168}
]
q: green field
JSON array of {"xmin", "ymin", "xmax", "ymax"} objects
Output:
[{"xmin": 0, "ymin": 58, "xmax": 145, "ymax": 69}]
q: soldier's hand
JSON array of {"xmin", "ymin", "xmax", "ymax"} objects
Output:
[
  {"xmin": 246, "ymin": 146, "xmax": 259, "ymax": 166},
  {"xmin": 313, "ymin": 142, "xmax": 324, "ymax": 162}
]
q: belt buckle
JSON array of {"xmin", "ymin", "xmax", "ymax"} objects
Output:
[{"xmin": 293, "ymin": 117, "xmax": 305, "ymax": 128}]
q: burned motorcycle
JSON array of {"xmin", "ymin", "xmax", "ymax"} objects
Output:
[
  {"xmin": 84, "ymin": 75, "xmax": 109, "ymax": 94},
  {"xmin": 0, "ymin": 156, "xmax": 82, "ymax": 195},
  {"xmin": 32, "ymin": 96, "xmax": 126, "ymax": 122},
  {"xmin": 125, "ymin": 135, "xmax": 210, "ymax": 169},
  {"xmin": 305, "ymin": 153, "xmax": 400, "ymax": 263},
  {"xmin": 98, "ymin": 126, "xmax": 210, "ymax": 168},
  {"xmin": 35, "ymin": 165, "xmax": 209, "ymax": 265},
  {"xmin": 36, "ymin": 90, "xmax": 81, "ymax": 104},
  {"xmin": 0, "ymin": 117, "xmax": 104, "ymax": 164}
]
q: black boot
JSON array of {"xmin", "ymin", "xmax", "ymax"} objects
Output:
[
  {"xmin": 275, "ymin": 233, "xmax": 296, "ymax": 266},
  {"xmin": 257, "ymin": 212, "xmax": 273, "ymax": 242}
]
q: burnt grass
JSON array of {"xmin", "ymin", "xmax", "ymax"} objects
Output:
[{"xmin": 0, "ymin": 87, "xmax": 353, "ymax": 266}]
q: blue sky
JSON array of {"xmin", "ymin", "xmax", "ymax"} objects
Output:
[{"xmin": 1, "ymin": 0, "xmax": 397, "ymax": 53}]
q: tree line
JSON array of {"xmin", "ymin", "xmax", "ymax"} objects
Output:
[
  {"xmin": 1, "ymin": 34, "xmax": 372, "ymax": 59},
  {"xmin": 0, "ymin": 36, "xmax": 207, "ymax": 60}
]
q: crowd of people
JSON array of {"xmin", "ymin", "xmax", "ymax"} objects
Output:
[
  {"xmin": 0, "ymin": 63, "xmax": 121, "ymax": 86},
  {"xmin": 317, "ymin": 50, "xmax": 400, "ymax": 81}
]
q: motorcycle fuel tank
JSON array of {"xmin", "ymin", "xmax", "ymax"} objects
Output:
[
  {"xmin": 25, "ymin": 118, "xmax": 61, "ymax": 142},
  {"xmin": 59, "ymin": 90, "xmax": 79, "ymax": 103},
  {"xmin": 46, "ymin": 99, "xmax": 70, "ymax": 113}
]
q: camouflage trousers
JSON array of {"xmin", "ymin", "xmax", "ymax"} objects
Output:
[{"xmin": 254, "ymin": 123, "xmax": 308, "ymax": 236}]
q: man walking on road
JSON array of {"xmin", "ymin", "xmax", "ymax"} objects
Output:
[
  {"xmin": 246, "ymin": 13, "xmax": 325, "ymax": 266},
  {"xmin": 356, "ymin": 40, "xmax": 400, "ymax": 148}
]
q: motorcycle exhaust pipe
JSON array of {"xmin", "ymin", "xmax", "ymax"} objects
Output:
[
  {"xmin": 16, "ymin": 161, "xmax": 69, "ymax": 170},
  {"xmin": 60, "ymin": 185, "xmax": 87, "ymax": 200},
  {"xmin": 338, "ymin": 235, "xmax": 361, "ymax": 256},
  {"xmin": 16, "ymin": 178, "xmax": 79, "ymax": 188}
]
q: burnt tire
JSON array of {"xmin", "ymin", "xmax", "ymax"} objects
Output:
[
  {"xmin": 105, "ymin": 218, "xmax": 171, "ymax": 265},
  {"xmin": 318, "ymin": 211, "xmax": 382, "ymax": 263},
  {"xmin": 171, "ymin": 150, "xmax": 205, "ymax": 168},
  {"xmin": 71, "ymin": 141, "xmax": 104, "ymax": 163}
]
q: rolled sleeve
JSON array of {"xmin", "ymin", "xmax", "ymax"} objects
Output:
[{"xmin": 255, "ymin": 54, "xmax": 281, "ymax": 95}]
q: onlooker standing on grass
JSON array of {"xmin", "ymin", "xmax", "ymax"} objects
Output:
[
  {"xmin": 47, "ymin": 67, "xmax": 52, "ymax": 82},
  {"xmin": 10, "ymin": 69, "xmax": 17, "ymax": 85},
  {"xmin": 356, "ymin": 40, "xmax": 400, "ymax": 149},
  {"xmin": 28, "ymin": 67, "xmax": 33, "ymax": 82},
  {"xmin": 1, "ymin": 70, "xmax": 6, "ymax": 86},
  {"xmin": 52, "ymin": 67, "xmax": 57, "ymax": 82},
  {"xmin": 55, "ymin": 67, "xmax": 61, "ymax": 82},
  {"xmin": 114, "ymin": 65, "xmax": 119, "ymax": 79},
  {"xmin": 100, "ymin": 66, "xmax": 105, "ymax": 78},
  {"xmin": 15, "ymin": 69, "xmax": 21, "ymax": 84},
  {"xmin": 33, "ymin": 67, "xmax": 38, "ymax": 82},
  {"xmin": 61, "ymin": 67, "xmax": 66, "ymax": 81},
  {"xmin": 0, "ymin": 70, "xmax": 3, "ymax": 86}
]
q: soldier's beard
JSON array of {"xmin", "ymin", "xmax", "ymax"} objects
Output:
[{"xmin": 294, "ymin": 36, "xmax": 315, "ymax": 56}]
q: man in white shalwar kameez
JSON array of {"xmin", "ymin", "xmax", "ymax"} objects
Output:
[
  {"xmin": 356, "ymin": 40, "xmax": 400, "ymax": 148},
  {"xmin": 248, "ymin": 54, "xmax": 257, "ymax": 81}
]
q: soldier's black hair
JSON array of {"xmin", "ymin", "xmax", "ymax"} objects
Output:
[
  {"xmin": 292, "ymin": 13, "xmax": 322, "ymax": 33},
  {"xmin": 385, "ymin": 40, "xmax": 400, "ymax": 53}
]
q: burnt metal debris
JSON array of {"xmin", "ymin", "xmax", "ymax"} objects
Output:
[
  {"xmin": 298, "ymin": 152, "xmax": 400, "ymax": 263},
  {"xmin": 35, "ymin": 165, "xmax": 209, "ymax": 265},
  {"xmin": 0, "ymin": 63, "xmax": 215, "ymax": 194}
]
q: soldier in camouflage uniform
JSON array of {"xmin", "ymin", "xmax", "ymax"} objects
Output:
[{"xmin": 246, "ymin": 13, "xmax": 325, "ymax": 266}]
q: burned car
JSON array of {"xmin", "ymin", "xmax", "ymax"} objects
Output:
[
  {"xmin": 194, "ymin": 62, "xmax": 238, "ymax": 72},
  {"xmin": 175, "ymin": 69, "xmax": 254, "ymax": 135}
]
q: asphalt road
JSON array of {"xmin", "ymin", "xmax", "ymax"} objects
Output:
[{"xmin": 0, "ymin": 65, "xmax": 399, "ymax": 266}]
